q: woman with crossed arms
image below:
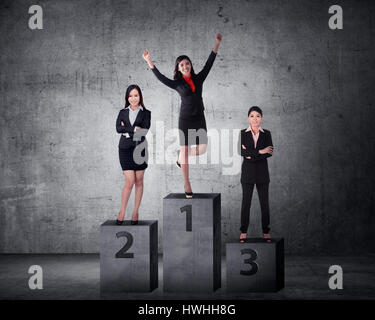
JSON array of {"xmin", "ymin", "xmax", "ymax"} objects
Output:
[
  {"xmin": 142, "ymin": 34, "xmax": 222, "ymax": 198},
  {"xmin": 115, "ymin": 84, "xmax": 151, "ymax": 225},
  {"xmin": 239, "ymin": 106, "xmax": 273, "ymax": 242}
]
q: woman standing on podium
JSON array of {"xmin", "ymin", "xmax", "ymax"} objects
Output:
[
  {"xmin": 239, "ymin": 106, "xmax": 273, "ymax": 242},
  {"xmin": 116, "ymin": 84, "xmax": 151, "ymax": 225},
  {"xmin": 142, "ymin": 34, "xmax": 222, "ymax": 198}
]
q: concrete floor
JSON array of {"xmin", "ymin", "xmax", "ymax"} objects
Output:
[{"xmin": 0, "ymin": 254, "xmax": 374, "ymax": 300}]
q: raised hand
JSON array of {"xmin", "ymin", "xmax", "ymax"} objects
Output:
[
  {"xmin": 142, "ymin": 50, "xmax": 151, "ymax": 61},
  {"xmin": 213, "ymin": 34, "xmax": 222, "ymax": 53},
  {"xmin": 142, "ymin": 50, "xmax": 154, "ymax": 69}
]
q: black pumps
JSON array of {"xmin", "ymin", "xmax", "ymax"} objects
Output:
[
  {"xmin": 263, "ymin": 234, "xmax": 272, "ymax": 243},
  {"xmin": 240, "ymin": 234, "xmax": 247, "ymax": 243},
  {"xmin": 116, "ymin": 219, "xmax": 138, "ymax": 225},
  {"xmin": 176, "ymin": 150, "xmax": 181, "ymax": 168},
  {"xmin": 185, "ymin": 191, "xmax": 193, "ymax": 198}
]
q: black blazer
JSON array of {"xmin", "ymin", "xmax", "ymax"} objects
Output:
[
  {"xmin": 151, "ymin": 51, "xmax": 217, "ymax": 120},
  {"xmin": 239, "ymin": 128, "xmax": 273, "ymax": 184},
  {"xmin": 116, "ymin": 107, "xmax": 151, "ymax": 149}
]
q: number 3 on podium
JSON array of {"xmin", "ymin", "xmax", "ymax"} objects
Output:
[{"xmin": 240, "ymin": 248, "xmax": 259, "ymax": 275}]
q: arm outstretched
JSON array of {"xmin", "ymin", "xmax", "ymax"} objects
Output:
[{"xmin": 143, "ymin": 49, "xmax": 177, "ymax": 89}]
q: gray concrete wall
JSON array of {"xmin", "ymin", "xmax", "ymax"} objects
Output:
[{"xmin": 1, "ymin": 0, "xmax": 374, "ymax": 254}]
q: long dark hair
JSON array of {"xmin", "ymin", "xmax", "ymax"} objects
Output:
[
  {"xmin": 173, "ymin": 55, "xmax": 196, "ymax": 80},
  {"xmin": 124, "ymin": 84, "xmax": 146, "ymax": 109}
]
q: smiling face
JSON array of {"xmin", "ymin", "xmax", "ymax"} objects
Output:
[
  {"xmin": 178, "ymin": 59, "xmax": 191, "ymax": 77},
  {"xmin": 128, "ymin": 88, "xmax": 140, "ymax": 107},
  {"xmin": 248, "ymin": 110, "xmax": 263, "ymax": 128}
]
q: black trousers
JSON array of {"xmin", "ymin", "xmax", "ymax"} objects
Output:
[{"xmin": 240, "ymin": 182, "xmax": 270, "ymax": 234}]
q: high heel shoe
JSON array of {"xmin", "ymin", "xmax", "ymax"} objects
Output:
[
  {"xmin": 176, "ymin": 150, "xmax": 181, "ymax": 168},
  {"xmin": 263, "ymin": 233, "xmax": 271, "ymax": 242},
  {"xmin": 131, "ymin": 213, "xmax": 139, "ymax": 225},
  {"xmin": 185, "ymin": 191, "xmax": 193, "ymax": 198},
  {"xmin": 116, "ymin": 212, "xmax": 124, "ymax": 225},
  {"xmin": 240, "ymin": 233, "xmax": 247, "ymax": 243},
  {"xmin": 184, "ymin": 183, "xmax": 193, "ymax": 198}
]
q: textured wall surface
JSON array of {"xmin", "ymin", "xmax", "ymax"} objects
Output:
[{"xmin": 1, "ymin": 0, "xmax": 374, "ymax": 254}]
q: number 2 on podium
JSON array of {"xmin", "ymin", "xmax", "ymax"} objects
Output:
[{"xmin": 115, "ymin": 231, "xmax": 134, "ymax": 258}]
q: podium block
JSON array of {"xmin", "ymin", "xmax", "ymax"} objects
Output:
[
  {"xmin": 226, "ymin": 238, "xmax": 284, "ymax": 292},
  {"xmin": 163, "ymin": 193, "xmax": 221, "ymax": 292},
  {"xmin": 100, "ymin": 220, "xmax": 158, "ymax": 293}
]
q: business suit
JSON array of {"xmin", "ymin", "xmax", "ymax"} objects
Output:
[
  {"xmin": 151, "ymin": 51, "xmax": 217, "ymax": 146},
  {"xmin": 116, "ymin": 107, "xmax": 151, "ymax": 170},
  {"xmin": 239, "ymin": 128, "xmax": 273, "ymax": 234}
]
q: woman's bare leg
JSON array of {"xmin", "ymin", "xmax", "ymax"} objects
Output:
[
  {"xmin": 132, "ymin": 170, "xmax": 145, "ymax": 221},
  {"xmin": 188, "ymin": 144, "xmax": 207, "ymax": 156},
  {"xmin": 178, "ymin": 145, "xmax": 192, "ymax": 193},
  {"xmin": 117, "ymin": 170, "xmax": 135, "ymax": 221}
]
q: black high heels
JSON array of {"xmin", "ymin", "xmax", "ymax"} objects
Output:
[
  {"xmin": 131, "ymin": 213, "xmax": 139, "ymax": 225},
  {"xmin": 185, "ymin": 191, "xmax": 193, "ymax": 198},
  {"xmin": 184, "ymin": 182, "xmax": 193, "ymax": 198},
  {"xmin": 176, "ymin": 150, "xmax": 181, "ymax": 168},
  {"xmin": 240, "ymin": 233, "xmax": 247, "ymax": 243},
  {"xmin": 263, "ymin": 233, "xmax": 272, "ymax": 243},
  {"xmin": 116, "ymin": 212, "xmax": 124, "ymax": 225}
]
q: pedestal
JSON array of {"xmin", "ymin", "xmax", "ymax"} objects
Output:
[
  {"xmin": 163, "ymin": 193, "xmax": 221, "ymax": 292},
  {"xmin": 226, "ymin": 238, "xmax": 284, "ymax": 292},
  {"xmin": 100, "ymin": 220, "xmax": 158, "ymax": 293}
]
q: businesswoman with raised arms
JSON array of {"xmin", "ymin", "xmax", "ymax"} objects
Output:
[
  {"xmin": 142, "ymin": 34, "xmax": 222, "ymax": 198},
  {"xmin": 116, "ymin": 84, "xmax": 151, "ymax": 225}
]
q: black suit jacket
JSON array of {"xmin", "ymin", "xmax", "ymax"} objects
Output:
[
  {"xmin": 239, "ymin": 128, "xmax": 273, "ymax": 184},
  {"xmin": 116, "ymin": 107, "xmax": 151, "ymax": 149},
  {"xmin": 151, "ymin": 51, "xmax": 217, "ymax": 120}
]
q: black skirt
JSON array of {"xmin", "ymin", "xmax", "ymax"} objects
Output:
[
  {"xmin": 178, "ymin": 113, "xmax": 208, "ymax": 146},
  {"xmin": 118, "ymin": 146, "xmax": 148, "ymax": 171}
]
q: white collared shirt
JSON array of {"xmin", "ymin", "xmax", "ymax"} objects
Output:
[
  {"xmin": 127, "ymin": 105, "xmax": 143, "ymax": 126},
  {"xmin": 123, "ymin": 105, "xmax": 143, "ymax": 138}
]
